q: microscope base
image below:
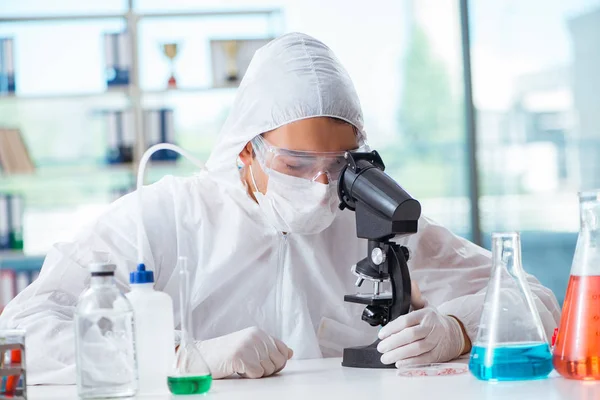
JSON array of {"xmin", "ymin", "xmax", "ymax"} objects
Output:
[{"xmin": 341, "ymin": 340, "xmax": 395, "ymax": 369}]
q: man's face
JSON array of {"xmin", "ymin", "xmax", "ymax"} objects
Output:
[{"xmin": 241, "ymin": 117, "xmax": 358, "ymax": 195}]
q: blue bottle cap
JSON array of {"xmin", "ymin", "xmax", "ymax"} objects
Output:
[{"xmin": 130, "ymin": 263, "xmax": 154, "ymax": 284}]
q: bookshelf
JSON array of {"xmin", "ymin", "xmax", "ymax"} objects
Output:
[
  {"xmin": 0, "ymin": 2, "xmax": 282, "ymax": 169},
  {"xmin": 0, "ymin": 89, "xmax": 128, "ymax": 102},
  {"xmin": 0, "ymin": 162, "xmax": 204, "ymax": 210},
  {"xmin": 0, "ymin": 86, "xmax": 236, "ymax": 106},
  {"xmin": 0, "ymin": 3, "xmax": 283, "ymax": 308},
  {"xmin": 0, "ymin": 250, "xmax": 44, "ymax": 272}
]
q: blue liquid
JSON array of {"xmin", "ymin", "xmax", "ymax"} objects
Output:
[{"xmin": 469, "ymin": 343, "xmax": 553, "ymax": 381}]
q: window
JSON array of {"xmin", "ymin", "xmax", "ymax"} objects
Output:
[{"xmin": 471, "ymin": 0, "xmax": 600, "ymax": 303}]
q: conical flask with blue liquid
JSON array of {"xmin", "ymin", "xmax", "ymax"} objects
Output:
[{"xmin": 469, "ymin": 232, "xmax": 553, "ymax": 381}]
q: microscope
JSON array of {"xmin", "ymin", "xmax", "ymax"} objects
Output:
[{"xmin": 337, "ymin": 150, "xmax": 421, "ymax": 368}]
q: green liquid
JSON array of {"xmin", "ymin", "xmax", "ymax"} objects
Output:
[{"xmin": 167, "ymin": 375, "xmax": 212, "ymax": 395}]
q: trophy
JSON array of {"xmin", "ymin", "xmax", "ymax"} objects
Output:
[
  {"xmin": 162, "ymin": 43, "xmax": 179, "ymax": 89},
  {"xmin": 223, "ymin": 40, "xmax": 239, "ymax": 83}
]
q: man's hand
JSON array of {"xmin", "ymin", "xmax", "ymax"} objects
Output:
[
  {"xmin": 197, "ymin": 327, "xmax": 293, "ymax": 379},
  {"xmin": 377, "ymin": 290, "xmax": 466, "ymax": 368}
]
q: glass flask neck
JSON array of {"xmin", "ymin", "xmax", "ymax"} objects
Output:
[
  {"xmin": 492, "ymin": 232, "xmax": 524, "ymax": 274},
  {"xmin": 170, "ymin": 257, "xmax": 212, "ymax": 388},
  {"xmin": 179, "ymin": 264, "xmax": 194, "ymax": 347},
  {"xmin": 476, "ymin": 231, "xmax": 550, "ymax": 350},
  {"xmin": 579, "ymin": 191, "xmax": 600, "ymax": 233},
  {"xmin": 571, "ymin": 191, "xmax": 600, "ymax": 277}
]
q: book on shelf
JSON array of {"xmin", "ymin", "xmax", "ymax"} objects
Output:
[
  {"xmin": 105, "ymin": 110, "xmax": 134, "ymax": 164},
  {"xmin": 0, "ymin": 37, "xmax": 16, "ymax": 94},
  {"xmin": 104, "ymin": 31, "xmax": 130, "ymax": 87},
  {"xmin": 0, "ymin": 193, "xmax": 24, "ymax": 250},
  {"xmin": 103, "ymin": 108, "xmax": 178, "ymax": 164},
  {"xmin": 0, "ymin": 269, "xmax": 16, "ymax": 313},
  {"xmin": 0, "ymin": 195, "xmax": 8, "ymax": 249},
  {"xmin": 144, "ymin": 108, "xmax": 178, "ymax": 161},
  {"xmin": 0, "ymin": 269, "xmax": 39, "ymax": 313},
  {"xmin": 0, "ymin": 128, "xmax": 35, "ymax": 174}
]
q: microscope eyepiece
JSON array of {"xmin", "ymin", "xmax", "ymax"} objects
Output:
[{"xmin": 337, "ymin": 151, "xmax": 421, "ymax": 241}]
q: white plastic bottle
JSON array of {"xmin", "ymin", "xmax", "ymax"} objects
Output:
[{"xmin": 126, "ymin": 264, "xmax": 175, "ymax": 395}]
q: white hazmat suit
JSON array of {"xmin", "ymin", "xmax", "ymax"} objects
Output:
[{"xmin": 0, "ymin": 33, "xmax": 561, "ymax": 384}]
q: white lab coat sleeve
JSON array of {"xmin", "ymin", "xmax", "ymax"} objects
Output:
[
  {"xmin": 404, "ymin": 216, "xmax": 561, "ymax": 344},
  {"xmin": 0, "ymin": 177, "xmax": 178, "ymax": 385}
]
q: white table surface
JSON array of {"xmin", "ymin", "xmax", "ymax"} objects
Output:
[{"xmin": 27, "ymin": 357, "xmax": 600, "ymax": 400}]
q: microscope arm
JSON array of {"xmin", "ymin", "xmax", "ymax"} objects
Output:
[{"xmin": 387, "ymin": 243, "xmax": 412, "ymax": 323}]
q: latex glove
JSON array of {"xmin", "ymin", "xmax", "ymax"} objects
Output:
[
  {"xmin": 197, "ymin": 327, "xmax": 294, "ymax": 379},
  {"xmin": 377, "ymin": 297, "xmax": 465, "ymax": 367}
]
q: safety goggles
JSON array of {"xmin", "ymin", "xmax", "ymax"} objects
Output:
[{"xmin": 251, "ymin": 134, "xmax": 369, "ymax": 182}]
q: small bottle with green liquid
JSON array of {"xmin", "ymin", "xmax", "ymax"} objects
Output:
[{"xmin": 168, "ymin": 257, "xmax": 212, "ymax": 395}]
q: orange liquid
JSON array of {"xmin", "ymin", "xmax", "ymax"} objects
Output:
[
  {"xmin": 553, "ymin": 275, "xmax": 600, "ymax": 380},
  {"xmin": 5, "ymin": 349, "xmax": 22, "ymax": 393}
]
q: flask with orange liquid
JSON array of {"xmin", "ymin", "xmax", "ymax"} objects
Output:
[{"xmin": 553, "ymin": 190, "xmax": 600, "ymax": 380}]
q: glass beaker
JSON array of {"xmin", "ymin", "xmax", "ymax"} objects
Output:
[
  {"xmin": 0, "ymin": 329, "xmax": 26, "ymax": 400},
  {"xmin": 553, "ymin": 190, "xmax": 600, "ymax": 380},
  {"xmin": 167, "ymin": 257, "xmax": 212, "ymax": 395},
  {"xmin": 469, "ymin": 232, "xmax": 553, "ymax": 381}
]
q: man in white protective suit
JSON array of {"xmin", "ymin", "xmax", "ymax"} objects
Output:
[{"xmin": 0, "ymin": 33, "xmax": 561, "ymax": 384}]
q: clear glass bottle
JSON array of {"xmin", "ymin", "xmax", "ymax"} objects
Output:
[
  {"xmin": 469, "ymin": 232, "xmax": 553, "ymax": 381},
  {"xmin": 554, "ymin": 190, "xmax": 600, "ymax": 380},
  {"xmin": 75, "ymin": 263, "xmax": 137, "ymax": 399}
]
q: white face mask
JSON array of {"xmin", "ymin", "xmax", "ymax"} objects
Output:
[{"xmin": 249, "ymin": 162, "xmax": 339, "ymax": 234}]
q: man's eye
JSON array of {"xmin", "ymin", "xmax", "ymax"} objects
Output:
[{"xmin": 285, "ymin": 164, "xmax": 301, "ymax": 170}]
